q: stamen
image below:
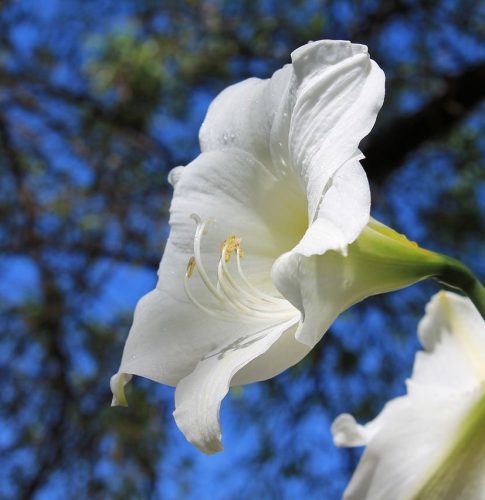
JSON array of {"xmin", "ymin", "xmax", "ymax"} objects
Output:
[
  {"xmin": 190, "ymin": 216, "xmax": 244, "ymax": 315},
  {"xmin": 220, "ymin": 235, "xmax": 238, "ymax": 262},
  {"xmin": 220, "ymin": 243, "xmax": 270, "ymax": 307},
  {"xmin": 219, "ymin": 251, "xmax": 291, "ymax": 317},
  {"xmin": 235, "ymin": 250, "xmax": 286, "ymax": 304},
  {"xmin": 191, "ymin": 216, "xmax": 224, "ymax": 300},
  {"xmin": 186, "ymin": 256, "xmax": 196, "ymax": 278},
  {"xmin": 183, "ymin": 272, "xmax": 234, "ymax": 320},
  {"xmin": 183, "ymin": 214, "xmax": 296, "ymax": 322},
  {"xmin": 235, "ymin": 237, "xmax": 244, "ymax": 258}
]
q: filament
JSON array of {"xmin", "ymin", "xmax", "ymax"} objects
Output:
[{"xmin": 184, "ymin": 215, "xmax": 296, "ymax": 322}]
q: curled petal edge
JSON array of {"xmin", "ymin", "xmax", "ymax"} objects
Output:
[{"xmin": 173, "ymin": 318, "xmax": 299, "ymax": 454}]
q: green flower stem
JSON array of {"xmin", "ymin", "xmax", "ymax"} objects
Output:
[
  {"xmin": 436, "ymin": 255, "xmax": 485, "ymax": 321},
  {"xmin": 360, "ymin": 219, "xmax": 485, "ymax": 321}
]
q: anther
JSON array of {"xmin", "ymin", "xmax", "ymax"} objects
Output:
[
  {"xmin": 220, "ymin": 235, "xmax": 238, "ymax": 262},
  {"xmin": 186, "ymin": 256, "xmax": 196, "ymax": 278},
  {"xmin": 235, "ymin": 237, "xmax": 244, "ymax": 258}
]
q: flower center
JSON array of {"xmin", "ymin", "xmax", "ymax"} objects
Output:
[{"xmin": 184, "ymin": 214, "xmax": 296, "ymax": 322}]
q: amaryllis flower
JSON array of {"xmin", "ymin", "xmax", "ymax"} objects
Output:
[
  {"xmin": 111, "ymin": 40, "xmax": 443, "ymax": 454},
  {"xmin": 332, "ymin": 291, "xmax": 485, "ymax": 499}
]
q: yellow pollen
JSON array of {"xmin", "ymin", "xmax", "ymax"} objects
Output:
[
  {"xmin": 221, "ymin": 235, "xmax": 239, "ymax": 262},
  {"xmin": 235, "ymin": 237, "xmax": 244, "ymax": 258},
  {"xmin": 186, "ymin": 256, "xmax": 196, "ymax": 278}
]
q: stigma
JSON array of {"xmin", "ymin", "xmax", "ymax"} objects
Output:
[{"xmin": 183, "ymin": 214, "xmax": 296, "ymax": 322}]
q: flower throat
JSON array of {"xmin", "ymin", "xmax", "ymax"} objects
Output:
[{"xmin": 184, "ymin": 214, "xmax": 295, "ymax": 322}]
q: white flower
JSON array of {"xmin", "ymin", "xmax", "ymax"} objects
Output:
[
  {"xmin": 332, "ymin": 291, "xmax": 485, "ymax": 499},
  {"xmin": 111, "ymin": 40, "xmax": 442, "ymax": 455}
]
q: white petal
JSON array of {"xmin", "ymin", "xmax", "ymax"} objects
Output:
[
  {"xmin": 112, "ymin": 287, "xmax": 240, "ymax": 388},
  {"xmin": 288, "ymin": 40, "xmax": 384, "ymax": 222},
  {"xmin": 169, "ymin": 149, "xmax": 307, "ymax": 264},
  {"xmin": 270, "ymin": 156, "xmax": 373, "ymax": 348},
  {"xmin": 173, "ymin": 318, "xmax": 300, "ymax": 454},
  {"xmin": 415, "ymin": 291, "xmax": 485, "ymax": 387},
  {"xmin": 314, "ymin": 155, "xmax": 370, "ymax": 244},
  {"xmin": 336, "ymin": 292, "xmax": 485, "ymax": 499},
  {"xmin": 291, "ymin": 217, "xmax": 348, "ymax": 257},
  {"xmin": 110, "ymin": 372, "xmax": 132, "ymax": 407},
  {"xmin": 269, "ymin": 249, "xmax": 390, "ymax": 348},
  {"xmin": 270, "ymin": 41, "xmax": 367, "ymax": 178},
  {"xmin": 331, "ymin": 398, "xmax": 406, "ymax": 448},
  {"xmin": 341, "ymin": 390, "xmax": 480, "ymax": 500},
  {"xmin": 231, "ymin": 318, "xmax": 309, "ymax": 385},
  {"xmin": 111, "ymin": 261, "xmax": 301, "ymax": 397},
  {"xmin": 290, "ymin": 157, "xmax": 370, "ymax": 257},
  {"xmin": 272, "ymin": 251, "xmax": 348, "ymax": 347},
  {"xmin": 199, "ymin": 78, "xmax": 269, "ymax": 157},
  {"xmin": 272, "ymin": 219, "xmax": 438, "ymax": 347},
  {"xmin": 270, "ymin": 159, "xmax": 372, "ymax": 348},
  {"xmin": 331, "ymin": 413, "xmax": 368, "ymax": 447},
  {"xmin": 291, "ymin": 40, "xmax": 369, "ymax": 81},
  {"xmin": 167, "ymin": 165, "xmax": 184, "ymax": 187},
  {"xmin": 112, "ymin": 149, "xmax": 307, "ymax": 401},
  {"xmin": 199, "ymin": 67, "xmax": 292, "ymax": 172},
  {"xmin": 200, "ymin": 40, "xmax": 383, "ymax": 238}
]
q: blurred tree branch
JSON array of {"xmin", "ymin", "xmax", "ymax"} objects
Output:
[{"xmin": 365, "ymin": 62, "xmax": 485, "ymax": 184}]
